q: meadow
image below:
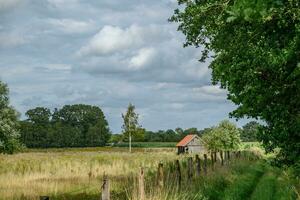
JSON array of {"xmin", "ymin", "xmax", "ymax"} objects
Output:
[{"xmin": 0, "ymin": 145, "xmax": 299, "ymax": 200}]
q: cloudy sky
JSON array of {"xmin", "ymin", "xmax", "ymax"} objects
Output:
[{"xmin": 0, "ymin": 0, "xmax": 248, "ymax": 133}]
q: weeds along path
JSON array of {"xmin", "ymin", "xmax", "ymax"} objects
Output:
[
  {"xmin": 249, "ymin": 170, "xmax": 278, "ymax": 200},
  {"xmin": 160, "ymin": 159, "xmax": 298, "ymax": 200},
  {"xmin": 212, "ymin": 161, "xmax": 297, "ymax": 200},
  {"xmin": 221, "ymin": 161, "xmax": 266, "ymax": 200},
  {"xmin": 249, "ymin": 165, "xmax": 298, "ymax": 200}
]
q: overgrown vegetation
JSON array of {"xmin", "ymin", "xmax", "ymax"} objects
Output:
[{"xmin": 170, "ymin": 0, "xmax": 300, "ymax": 171}]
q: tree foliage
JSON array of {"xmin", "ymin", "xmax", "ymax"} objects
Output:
[
  {"xmin": 171, "ymin": 0, "xmax": 300, "ymax": 166},
  {"xmin": 121, "ymin": 103, "xmax": 145, "ymax": 142},
  {"xmin": 241, "ymin": 121, "xmax": 261, "ymax": 142},
  {"xmin": 202, "ymin": 120, "xmax": 241, "ymax": 151},
  {"xmin": 111, "ymin": 127, "xmax": 205, "ymax": 144},
  {"xmin": 20, "ymin": 104, "xmax": 111, "ymax": 148},
  {"xmin": 0, "ymin": 81, "xmax": 22, "ymax": 153}
]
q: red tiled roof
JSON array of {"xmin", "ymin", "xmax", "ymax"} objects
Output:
[{"xmin": 176, "ymin": 134, "xmax": 196, "ymax": 147}]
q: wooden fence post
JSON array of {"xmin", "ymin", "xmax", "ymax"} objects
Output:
[
  {"xmin": 210, "ymin": 152, "xmax": 214, "ymax": 170},
  {"xmin": 214, "ymin": 152, "xmax": 217, "ymax": 163},
  {"xmin": 175, "ymin": 160, "xmax": 181, "ymax": 189},
  {"xmin": 40, "ymin": 196, "xmax": 49, "ymax": 200},
  {"xmin": 157, "ymin": 162, "xmax": 164, "ymax": 190},
  {"xmin": 220, "ymin": 151, "xmax": 224, "ymax": 166},
  {"xmin": 203, "ymin": 154, "xmax": 207, "ymax": 175},
  {"xmin": 101, "ymin": 174, "xmax": 110, "ymax": 200},
  {"xmin": 228, "ymin": 151, "xmax": 230, "ymax": 160},
  {"xmin": 187, "ymin": 157, "xmax": 193, "ymax": 181},
  {"xmin": 225, "ymin": 151, "xmax": 229, "ymax": 164},
  {"xmin": 195, "ymin": 155, "xmax": 201, "ymax": 177},
  {"xmin": 234, "ymin": 151, "xmax": 238, "ymax": 159},
  {"xmin": 139, "ymin": 167, "xmax": 145, "ymax": 200}
]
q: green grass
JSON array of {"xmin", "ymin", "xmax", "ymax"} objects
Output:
[
  {"xmin": 156, "ymin": 159, "xmax": 298, "ymax": 200},
  {"xmin": 222, "ymin": 162, "xmax": 265, "ymax": 200},
  {"xmin": 112, "ymin": 142, "xmax": 177, "ymax": 148}
]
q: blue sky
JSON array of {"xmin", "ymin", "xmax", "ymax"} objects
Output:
[{"xmin": 0, "ymin": 0, "xmax": 249, "ymax": 133}]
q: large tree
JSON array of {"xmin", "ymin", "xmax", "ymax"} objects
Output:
[
  {"xmin": 0, "ymin": 81, "xmax": 22, "ymax": 153},
  {"xmin": 52, "ymin": 104, "xmax": 110, "ymax": 146},
  {"xmin": 202, "ymin": 120, "xmax": 241, "ymax": 152},
  {"xmin": 21, "ymin": 107, "xmax": 51, "ymax": 147},
  {"xmin": 171, "ymin": 0, "xmax": 300, "ymax": 167},
  {"xmin": 20, "ymin": 104, "xmax": 111, "ymax": 148}
]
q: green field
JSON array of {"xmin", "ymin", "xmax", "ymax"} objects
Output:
[
  {"xmin": 112, "ymin": 142, "xmax": 177, "ymax": 148},
  {"xmin": 0, "ymin": 146, "xmax": 298, "ymax": 200}
]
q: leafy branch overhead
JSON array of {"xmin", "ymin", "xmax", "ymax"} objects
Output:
[{"xmin": 171, "ymin": 0, "xmax": 300, "ymax": 167}]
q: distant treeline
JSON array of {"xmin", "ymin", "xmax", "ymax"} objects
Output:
[
  {"xmin": 112, "ymin": 127, "xmax": 211, "ymax": 143},
  {"xmin": 111, "ymin": 122, "xmax": 259, "ymax": 144},
  {"xmin": 20, "ymin": 104, "xmax": 111, "ymax": 148},
  {"xmin": 19, "ymin": 104, "xmax": 259, "ymax": 148}
]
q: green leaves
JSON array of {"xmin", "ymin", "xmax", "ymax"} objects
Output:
[
  {"xmin": 202, "ymin": 120, "xmax": 241, "ymax": 151},
  {"xmin": 0, "ymin": 81, "xmax": 22, "ymax": 154},
  {"xmin": 20, "ymin": 104, "xmax": 111, "ymax": 148},
  {"xmin": 171, "ymin": 0, "xmax": 300, "ymax": 167},
  {"xmin": 122, "ymin": 103, "xmax": 144, "ymax": 142}
]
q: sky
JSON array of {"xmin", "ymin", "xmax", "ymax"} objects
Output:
[{"xmin": 0, "ymin": 0, "xmax": 249, "ymax": 133}]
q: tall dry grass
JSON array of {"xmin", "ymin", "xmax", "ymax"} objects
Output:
[
  {"xmin": 0, "ymin": 148, "xmax": 178, "ymax": 200},
  {"xmin": 1, "ymin": 147, "xmax": 298, "ymax": 200}
]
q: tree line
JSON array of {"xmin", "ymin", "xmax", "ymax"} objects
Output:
[
  {"xmin": 114, "ymin": 103, "xmax": 260, "ymax": 143},
  {"xmin": 0, "ymin": 81, "xmax": 261, "ymax": 151},
  {"xmin": 111, "ymin": 122, "xmax": 259, "ymax": 143},
  {"xmin": 20, "ymin": 105, "xmax": 111, "ymax": 148}
]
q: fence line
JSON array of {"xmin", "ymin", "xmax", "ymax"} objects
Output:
[{"xmin": 40, "ymin": 150, "xmax": 258, "ymax": 199}]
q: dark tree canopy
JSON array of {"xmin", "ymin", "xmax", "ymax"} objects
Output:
[
  {"xmin": 171, "ymin": 0, "xmax": 300, "ymax": 166},
  {"xmin": 26, "ymin": 107, "xmax": 51, "ymax": 125},
  {"xmin": 20, "ymin": 104, "xmax": 111, "ymax": 148},
  {"xmin": 241, "ymin": 121, "xmax": 261, "ymax": 142}
]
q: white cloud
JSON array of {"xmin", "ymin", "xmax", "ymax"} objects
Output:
[
  {"xmin": 169, "ymin": 103, "xmax": 185, "ymax": 110},
  {"xmin": 182, "ymin": 59, "xmax": 211, "ymax": 79},
  {"xmin": 37, "ymin": 64, "xmax": 72, "ymax": 73},
  {"xmin": 192, "ymin": 85, "xmax": 226, "ymax": 95},
  {"xmin": 47, "ymin": 0, "xmax": 78, "ymax": 8},
  {"xmin": 78, "ymin": 24, "xmax": 169, "ymax": 56},
  {"xmin": 129, "ymin": 47, "xmax": 156, "ymax": 70},
  {"xmin": 48, "ymin": 18, "xmax": 95, "ymax": 34},
  {"xmin": 78, "ymin": 25, "xmax": 143, "ymax": 56},
  {"xmin": 0, "ymin": 0, "xmax": 245, "ymax": 132}
]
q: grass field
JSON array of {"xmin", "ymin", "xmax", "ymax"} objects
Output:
[
  {"xmin": 0, "ymin": 147, "xmax": 178, "ymax": 200},
  {"xmin": 112, "ymin": 142, "xmax": 177, "ymax": 148},
  {"xmin": 0, "ymin": 146, "xmax": 299, "ymax": 200}
]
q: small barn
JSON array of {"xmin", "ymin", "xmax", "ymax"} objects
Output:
[{"xmin": 176, "ymin": 134, "xmax": 205, "ymax": 154}]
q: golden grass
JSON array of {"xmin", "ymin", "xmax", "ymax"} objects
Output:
[{"xmin": 0, "ymin": 148, "xmax": 178, "ymax": 200}]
